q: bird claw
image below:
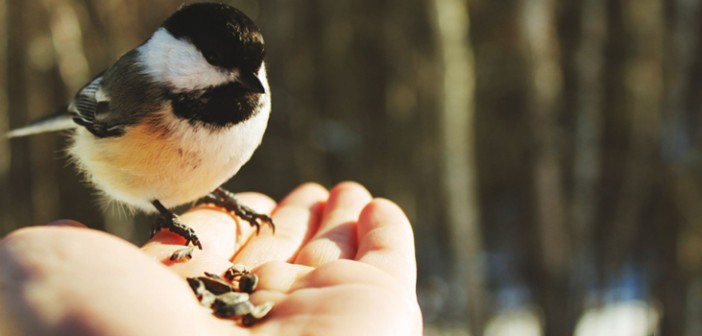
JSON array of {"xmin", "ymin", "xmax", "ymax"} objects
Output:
[
  {"xmin": 201, "ymin": 187, "xmax": 275, "ymax": 234},
  {"xmin": 153, "ymin": 210, "xmax": 203, "ymax": 250}
]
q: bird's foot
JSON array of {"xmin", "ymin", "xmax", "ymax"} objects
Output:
[
  {"xmin": 200, "ymin": 187, "xmax": 275, "ymax": 235},
  {"xmin": 151, "ymin": 200, "xmax": 202, "ymax": 263}
]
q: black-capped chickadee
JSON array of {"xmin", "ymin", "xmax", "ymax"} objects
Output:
[{"xmin": 8, "ymin": 3, "xmax": 274, "ymax": 253}]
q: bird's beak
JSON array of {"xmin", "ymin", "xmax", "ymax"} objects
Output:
[{"xmin": 237, "ymin": 71, "xmax": 266, "ymax": 94}]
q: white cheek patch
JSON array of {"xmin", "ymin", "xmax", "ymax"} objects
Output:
[{"xmin": 137, "ymin": 28, "xmax": 234, "ymax": 91}]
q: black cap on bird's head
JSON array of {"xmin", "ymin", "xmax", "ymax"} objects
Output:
[{"xmin": 163, "ymin": 3, "xmax": 266, "ymax": 93}]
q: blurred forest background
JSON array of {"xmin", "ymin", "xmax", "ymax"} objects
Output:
[{"xmin": 1, "ymin": 0, "xmax": 702, "ymax": 335}]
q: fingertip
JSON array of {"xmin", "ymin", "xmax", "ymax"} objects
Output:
[
  {"xmin": 299, "ymin": 181, "xmax": 329, "ymax": 193},
  {"xmin": 329, "ymin": 181, "xmax": 371, "ymax": 197},
  {"xmin": 325, "ymin": 182, "xmax": 373, "ymax": 215},
  {"xmin": 359, "ymin": 198, "xmax": 410, "ymax": 229},
  {"xmin": 278, "ymin": 182, "xmax": 329, "ymax": 207},
  {"xmin": 2, "ymin": 223, "xmax": 88, "ymax": 246},
  {"xmin": 45, "ymin": 220, "xmax": 87, "ymax": 228},
  {"xmin": 229, "ymin": 192, "xmax": 277, "ymax": 215},
  {"xmin": 355, "ymin": 198, "xmax": 417, "ymax": 289},
  {"xmin": 325, "ymin": 181, "xmax": 373, "ymax": 215},
  {"xmin": 358, "ymin": 198, "xmax": 414, "ymax": 243}
]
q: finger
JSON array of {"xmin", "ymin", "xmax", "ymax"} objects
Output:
[
  {"xmin": 355, "ymin": 199, "xmax": 417, "ymax": 291},
  {"xmin": 0, "ymin": 226, "xmax": 221, "ymax": 335},
  {"xmin": 143, "ymin": 193, "xmax": 276, "ymax": 264},
  {"xmin": 233, "ymin": 183, "xmax": 328, "ymax": 268},
  {"xmin": 223, "ymin": 191, "xmax": 279, "ymax": 249},
  {"xmin": 294, "ymin": 181, "xmax": 372, "ymax": 267},
  {"xmin": 46, "ymin": 220, "xmax": 87, "ymax": 228},
  {"xmin": 251, "ymin": 260, "xmax": 313, "ymax": 294}
]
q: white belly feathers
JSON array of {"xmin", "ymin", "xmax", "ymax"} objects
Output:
[{"xmin": 68, "ymin": 103, "xmax": 270, "ymax": 212}]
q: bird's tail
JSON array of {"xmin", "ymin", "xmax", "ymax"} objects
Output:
[{"xmin": 7, "ymin": 111, "xmax": 76, "ymax": 138}]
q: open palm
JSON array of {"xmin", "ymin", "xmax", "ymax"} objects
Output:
[{"xmin": 0, "ymin": 182, "xmax": 422, "ymax": 336}]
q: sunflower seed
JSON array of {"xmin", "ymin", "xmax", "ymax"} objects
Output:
[{"xmin": 238, "ymin": 273, "xmax": 259, "ymax": 293}]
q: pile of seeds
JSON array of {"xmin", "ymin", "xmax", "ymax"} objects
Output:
[{"xmin": 187, "ymin": 265, "xmax": 273, "ymax": 326}]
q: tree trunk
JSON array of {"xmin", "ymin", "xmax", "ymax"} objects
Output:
[
  {"xmin": 433, "ymin": 0, "xmax": 486, "ymax": 333},
  {"xmin": 519, "ymin": 0, "xmax": 569, "ymax": 334}
]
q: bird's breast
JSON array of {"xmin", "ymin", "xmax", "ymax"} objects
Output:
[{"xmin": 69, "ymin": 106, "xmax": 269, "ymax": 211}]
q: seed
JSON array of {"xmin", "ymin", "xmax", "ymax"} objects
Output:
[
  {"xmin": 187, "ymin": 277, "xmax": 217, "ymax": 307},
  {"xmin": 200, "ymin": 290, "xmax": 216, "ymax": 308},
  {"xmin": 213, "ymin": 292, "xmax": 250, "ymax": 308},
  {"xmin": 214, "ymin": 300, "xmax": 254, "ymax": 318},
  {"xmin": 238, "ymin": 273, "xmax": 258, "ymax": 293},
  {"xmin": 241, "ymin": 314, "xmax": 257, "ymax": 327},
  {"xmin": 169, "ymin": 246, "xmax": 195, "ymax": 261},
  {"xmin": 225, "ymin": 264, "xmax": 250, "ymax": 281},
  {"xmin": 198, "ymin": 273, "xmax": 234, "ymax": 295},
  {"xmin": 241, "ymin": 302, "xmax": 274, "ymax": 326},
  {"xmin": 250, "ymin": 301, "xmax": 274, "ymax": 319},
  {"xmin": 186, "ymin": 277, "xmax": 205, "ymax": 296}
]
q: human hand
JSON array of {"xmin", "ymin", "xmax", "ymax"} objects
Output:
[{"xmin": 0, "ymin": 182, "xmax": 422, "ymax": 335}]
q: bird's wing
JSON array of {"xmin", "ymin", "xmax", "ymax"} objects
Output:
[
  {"xmin": 69, "ymin": 75, "xmax": 103, "ymax": 123},
  {"xmin": 68, "ymin": 74, "xmax": 126, "ymax": 138},
  {"xmin": 6, "ymin": 72, "xmax": 125, "ymax": 139},
  {"xmin": 5, "ymin": 76, "xmax": 105, "ymax": 139}
]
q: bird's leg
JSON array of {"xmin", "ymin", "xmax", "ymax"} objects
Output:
[
  {"xmin": 200, "ymin": 187, "xmax": 275, "ymax": 234},
  {"xmin": 151, "ymin": 200, "xmax": 202, "ymax": 262}
]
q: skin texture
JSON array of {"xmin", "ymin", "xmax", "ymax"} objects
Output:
[{"xmin": 0, "ymin": 182, "xmax": 422, "ymax": 336}]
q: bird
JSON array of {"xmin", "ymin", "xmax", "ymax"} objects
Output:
[{"xmin": 7, "ymin": 2, "xmax": 274, "ymax": 256}]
